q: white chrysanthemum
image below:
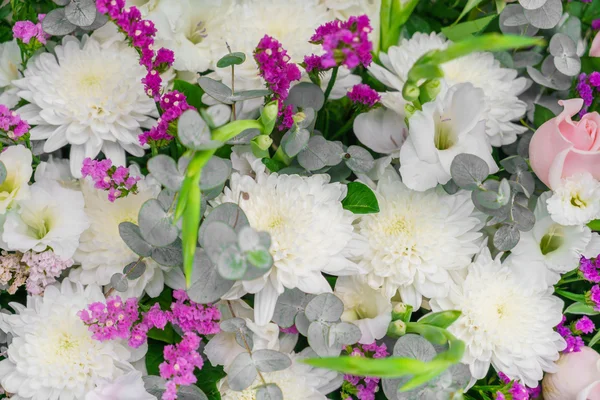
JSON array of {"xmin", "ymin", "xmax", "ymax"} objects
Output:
[
  {"xmin": 335, "ymin": 276, "xmax": 392, "ymax": 344},
  {"xmin": 507, "ymin": 192, "xmax": 600, "ymax": 289},
  {"xmin": 14, "ymin": 36, "xmax": 157, "ymax": 177},
  {"xmin": 356, "ymin": 173, "xmax": 482, "ymax": 309},
  {"xmin": 0, "ymin": 40, "xmax": 22, "ymax": 108},
  {"xmin": 85, "ymin": 371, "xmax": 154, "ymax": 400},
  {"xmin": 0, "ymin": 279, "xmax": 134, "ymax": 400},
  {"xmin": 216, "ymin": 172, "xmax": 363, "ymax": 325},
  {"xmin": 2, "ymin": 179, "xmax": 89, "ymax": 259},
  {"xmin": 399, "ymin": 83, "xmax": 498, "ymax": 191},
  {"xmin": 547, "ymin": 173, "xmax": 600, "ymax": 226},
  {"xmin": 220, "ymin": 350, "xmax": 341, "ymax": 400},
  {"xmin": 71, "ymin": 177, "xmax": 167, "ymax": 298},
  {"xmin": 431, "ymin": 249, "xmax": 566, "ymax": 387},
  {"xmin": 369, "ymin": 32, "xmax": 528, "ymax": 146},
  {"xmin": 0, "ymin": 145, "xmax": 32, "ymax": 214}
]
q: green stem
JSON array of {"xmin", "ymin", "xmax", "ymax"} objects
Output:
[
  {"xmin": 323, "ymin": 66, "xmax": 339, "ymax": 103},
  {"xmin": 557, "ymin": 277, "xmax": 585, "ymax": 286},
  {"xmin": 330, "ymin": 116, "xmax": 356, "ymax": 140}
]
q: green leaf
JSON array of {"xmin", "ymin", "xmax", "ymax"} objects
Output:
[
  {"xmin": 379, "ymin": 0, "xmax": 419, "ymax": 52},
  {"xmin": 442, "ymin": 15, "xmax": 496, "ymax": 41},
  {"xmin": 534, "ymin": 104, "xmax": 555, "ymax": 128},
  {"xmin": 406, "ymin": 323, "xmax": 448, "ymax": 345},
  {"xmin": 555, "ymin": 289, "xmax": 588, "ymax": 303},
  {"xmin": 589, "ymin": 219, "xmax": 600, "ymax": 232},
  {"xmin": 262, "ymin": 158, "xmax": 285, "ymax": 173},
  {"xmin": 173, "ymin": 80, "xmax": 205, "ymax": 111},
  {"xmin": 303, "ymin": 355, "xmax": 431, "ymax": 378},
  {"xmin": 455, "ymin": 0, "xmax": 485, "ymax": 23},
  {"xmin": 195, "ymin": 361, "xmax": 226, "ymax": 400},
  {"xmin": 216, "ymin": 52, "xmax": 246, "ymax": 68},
  {"xmin": 417, "ymin": 310, "xmax": 461, "ymax": 329},
  {"xmin": 342, "ymin": 182, "xmax": 380, "ymax": 214},
  {"xmin": 146, "ymin": 342, "xmax": 165, "ymax": 376},
  {"xmin": 564, "ymin": 302, "xmax": 600, "ymax": 316},
  {"xmin": 147, "ymin": 323, "xmax": 177, "ymax": 344},
  {"xmin": 589, "ymin": 329, "xmax": 600, "ymax": 347}
]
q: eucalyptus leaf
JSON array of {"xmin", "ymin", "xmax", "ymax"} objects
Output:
[
  {"xmin": 252, "ymin": 350, "xmax": 292, "ymax": 372},
  {"xmin": 493, "ymin": 224, "xmax": 521, "ymax": 251},
  {"xmin": 512, "ymin": 171, "xmax": 535, "ymax": 198},
  {"xmin": 42, "ymin": 8, "xmax": 77, "ymax": 36},
  {"xmin": 228, "ymin": 352, "xmax": 258, "ymax": 391},
  {"xmin": 523, "ymin": 0, "xmax": 562, "ymax": 29},
  {"xmin": 285, "ymin": 82, "xmax": 325, "ymax": 111},
  {"xmin": 344, "ymin": 146, "xmax": 375, "ymax": 174},
  {"xmin": 217, "ymin": 52, "xmax": 246, "ymax": 68},
  {"xmin": 52, "ymin": 0, "xmax": 70, "ymax": 5},
  {"xmin": 474, "ymin": 189, "xmax": 504, "ymax": 210},
  {"xmin": 500, "ymin": 4, "xmax": 539, "ymax": 36},
  {"xmin": 148, "ymin": 155, "xmax": 183, "ymax": 191},
  {"xmin": 527, "ymin": 56, "xmax": 572, "ymax": 91},
  {"xmin": 297, "ymin": 136, "xmax": 343, "ymax": 171},
  {"xmin": 550, "ymin": 33, "xmax": 580, "ymax": 76},
  {"xmin": 393, "ymin": 334, "xmax": 437, "ymax": 361},
  {"xmin": 305, "ymin": 293, "xmax": 344, "ymax": 323},
  {"xmin": 79, "ymin": 12, "xmax": 109, "ymax": 31},
  {"xmin": 110, "ymin": 273, "xmax": 129, "ymax": 292},
  {"xmin": 201, "ymin": 221, "xmax": 238, "ymax": 263},
  {"xmin": 0, "ymin": 161, "xmax": 6, "ymax": 185},
  {"xmin": 329, "ymin": 322, "xmax": 361, "ymax": 346},
  {"xmin": 226, "ymin": 128, "xmax": 261, "ymax": 145},
  {"xmin": 217, "ymin": 247, "xmax": 247, "ymax": 280},
  {"xmin": 308, "ymin": 321, "xmax": 342, "ymax": 357},
  {"xmin": 139, "ymin": 199, "xmax": 179, "ymax": 247},
  {"xmin": 281, "ymin": 128, "xmax": 310, "ymax": 157},
  {"xmin": 500, "ymin": 156, "xmax": 528, "ymax": 174},
  {"xmin": 200, "ymin": 157, "xmax": 231, "ymax": 191},
  {"xmin": 123, "ymin": 260, "xmax": 147, "ymax": 280},
  {"xmin": 513, "ymin": 51, "xmax": 543, "ymax": 68},
  {"xmin": 178, "ymin": 109, "xmax": 223, "ymax": 151},
  {"xmin": 230, "ymin": 90, "xmax": 272, "ymax": 102},
  {"xmin": 450, "ymin": 154, "xmax": 489, "ymax": 191},
  {"xmin": 220, "ymin": 317, "xmax": 247, "ymax": 333},
  {"xmin": 64, "ymin": 0, "xmax": 97, "ymax": 27},
  {"xmin": 119, "ymin": 222, "xmax": 153, "ymax": 257},
  {"xmin": 246, "ymin": 249, "xmax": 273, "ymax": 270},
  {"xmin": 273, "ymin": 289, "xmax": 315, "ymax": 328},
  {"xmin": 198, "ymin": 77, "xmax": 234, "ymax": 105},
  {"xmin": 295, "ymin": 311, "xmax": 311, "ymax": 336},
  {"xmin": 519, "ymin": 0, "xmax": 547, "ymax": 10},
  {"xmin": 199, "ymin": 203, "xmax": 250, "ymax": 246},
  {"xmin": 256, "ymin": 384, "xmax": 283, "ymax": 400},
  {"xmin": 186, "ymin": 249, "xmax": 234, "ymax": 304},
  {"xmin": 151, "ymin": 239, "xmax": 183, "ymax": 266},
  {"xmin": 511, "ymin": 202, "xmax": 535, "ymax": 231}
]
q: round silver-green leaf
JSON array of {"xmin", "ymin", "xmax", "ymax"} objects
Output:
[
  {"xmin": 228, "ymin": 352, "xmax": 258, "ymax": 391},
  {"xmin": 123, "ymin": 260, "xmax": 147, "ymax": 280},
  {"xmin": 305, "ymin": 293, "xmax": 344, "ymax": 322},
  {"xmin": 42, "ymin": 8, "xmax": 76, "ymax": 36},
  {"xmin": 65, "ymin": 0, "xmax": 97, "ymax": 26},
  {"xmin": 252, "ymin": 349, "xmax": 292, "ymax": 372},
  {"xmin": 110, "ymin": 273, "xmax": 129, "ymax": 292}
]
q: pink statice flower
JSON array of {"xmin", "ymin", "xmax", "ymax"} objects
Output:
[
  {"xmin": 589, "ymin": 285, "xmax": 600, "ymax": 311},
  {"xmin": 12, "ymin": 14, "xmax": 49, "ymax": 45},
  {"xmin": 557, "ymin": 315, "xmax": 585, "ymax": 353},
  {"xmin": 81, "ymin": 158, "xmax": 141, "ymax": 202},
  {"xmin": 577, "ymin": 73, "xmax": 595, "ymax": 116},
  {"xmin": 342, "ymin": 342, "xmax": 388, "ymax": 400},
  {"xmin": 574, "ymin": 316, "xmax": 595, "ymax": 334},
  {"xmin": 0, "ymin": 105, "xmax": 30, "ymax": 140},
  {"xmin": 139, "ymin": 91, "xmax": 193, "ymax": 145},
  {"xmin": 254, "ymin": 35, "xmax": 301, "ymax": 131},
  {"xmin": 79, "ymin": 296, "xmax": 140, "ymax": 341},
  {"xmin": 160, "ymin": 332, "xmax": 204, "ymax": 400},
  {"xmin": 580, "ymin": 255, "xmax": 600, "ymax": 283},
  {"xmin": 347, "ymin": 83, "xmax": 381, "ymax": 109}
]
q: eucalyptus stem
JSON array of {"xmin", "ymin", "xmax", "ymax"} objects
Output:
[{"xmin": 105, "ymin": 256, "xmax": 144, "ymax": 297}]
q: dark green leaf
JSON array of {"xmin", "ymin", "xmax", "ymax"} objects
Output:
[
  {"xmin": 173, "ymin": 80, "xmax": 205, "ymax": 111},
  {"xmin": 342, "ymin": 182, "xmax": 380, "ymax": 214},
  {"xmin": 417, "ymin": 311, "xmax": 461, "ymax": 329},
  {"xmin": 534, "ymin": 104, "xmax": 555, "ymax": 128},
  {"xmin": 443, "ymin": 15, "xmax": 496, "ymax": 41}
]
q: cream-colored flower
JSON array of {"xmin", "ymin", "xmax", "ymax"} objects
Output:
[{"xmin": 0, "ymin": 145, "xmax": 32, "ymax": 214}]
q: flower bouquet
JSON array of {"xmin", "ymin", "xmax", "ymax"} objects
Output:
[{"xmin": 0, "ymin": 0, "xmax": 599, "ymax": 399}]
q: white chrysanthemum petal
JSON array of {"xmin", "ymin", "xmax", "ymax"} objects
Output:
[
  {"xmin": 85, "ymin": 371, "xmax": 154, "ymax": 400},
  {"xmin": 0, "ymin": 279, "xmax": 135, "ymax": 400},
  {"xmin": 371, "ymin": 32, "xmax": 528, "ymax": 146},
  {"xmin": 431, "ymin": 249, "xmax": 566, "ymax": 387},
  {"xmin": 356, "ymin": 175, "xmax": 482, "ymax": 308},
  {"xmin": 216, "ymin": 172, "xmax": 363, "ymax": 325},
  {"xmin": 13, "ymin": 36, "xmax": 157, "ymax": 177},
  {"xmin": 0, "ymin": 40, "xmax": 22, "ymax": 108},
  {"xmin": 71, "ymin": 178, "xmax": 166, "ymax": 298}
]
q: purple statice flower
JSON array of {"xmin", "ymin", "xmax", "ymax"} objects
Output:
[
  {"xmin": 139, "ymin": 91, "xmax": 193, "ymax": 145},
  {"xmin": 347, "ymin": 83, "xmax": 381, "ymax": 109},
  {"xmin": 170, "ymin": 290, "xmax": 221, "ymax": 335},
  {"xmin": 254, "ymin": 35, "xmax": 302, "ymax": 130},
  {"xmin": 593, "ymin": 19, "xmax": 600, "ymax": 30},
  {"xmin": 21, "ymin": 250, "xmax": 74, "ymax": 295},
  {"xmin": 342, "ymin": 343, "xmax": 388, "ymax": 400},
  {"xmin": 498, "ymin": 372, "xmax": 511, "ymax": 384},
  {"xmin": 590, "ymin": 72, "xmax": 600, "ymax": 88},
  {"xmin": 577, "ymin": 73, "xmax": 595, "ymax": 116},
  {"xmin": 79, "ymin": 296, "xmax": 140, "ymax": 341},
  {"xmin": 580, "ymin": 255, "xmax": 600, "ymax": 283},
  {"xmin": 589, "ymin": 284, "xmax": 600, "ymax": 311},
  {"xmin": 495, "ymin": 393, "xmax": 506, "ymax": 400},
  {"xmin": 315, "ymin": 15, "xmax": 373, "ymax": 70},
  {"xmin": 0, "ymin": 105, "xmax": 30, "ymax": 140},
  {"xmin": 574, "ymin": 316, "xmax": 595, "ymax": 334},
  {"xmin": 557, "ymin": 315, "xmax": 584, "ymax": 353},
  {"xmin": 81, "ymin": 158, "xmax": 141, "ymax": 201},
  {"xmin": 160, "ymin": 332, "xmax": 204, "ymax": 400},
  {"xmin": 509, "ymin": 381, "xmax": 530, "ymax": 400},
  {"xmin": 303, "ymin": 54, "xmax": 323, "ymax": 72}
]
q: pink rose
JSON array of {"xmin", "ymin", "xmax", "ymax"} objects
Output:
[
  {"xmin": 592, "ymin": 31, "xmax": 600, "ymax": 58},
  {"xmin": 542, "ymin": 347, "xmax": 600, "ymax": 400},
  {"xmin": 529, "ymin": 98, "xmax": 600, "ymax": 189}
]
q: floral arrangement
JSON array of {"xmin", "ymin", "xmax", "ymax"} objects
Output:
[{"xmin": 0, "ymin": 0, "xmax": 600, "ymax": 399}]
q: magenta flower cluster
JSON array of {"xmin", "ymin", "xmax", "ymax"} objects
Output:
[
  {"xmin": 254, "ymin": 35, "xmax": 302, "ymax": 130},
  {"xmin": 21, "ymin": 250, "xmax": 74, "ymax": 295},
  {"xmin": 79, "ymin": 296, "xmax": 140, "ymax": 341},
  {"xmin": 589, "ymin": 284, "xmax": 600, "ymax": 312},
  {"xmin": 557, "ymin": 315, "xmax": 587, "ymax": 353},
  {"xmin": 81, "ymin": 158, "xmax": 141, "ymax": 202},
  {"xmin": 0, "ymin": 105, "xmax": 30, "ymax": 140},
  {"xmin": 494, "ymin": 372, "xmax": 540, "ymax": 400},
  {"xmin": 139, "ymin": 90, "xmax": 193, "ymax": 145},
  {"xmin": 12, "ymin": 14, "xmax": 49, "ymax": 45},
  {"xmin": 305, "ymin": 15, "xmax": 373, "ymax": 72},
  {"xmin": 161, "ymin": 332, "xmax": 204, "ymax": 400},
  {"xmin": 580, "ymin": 255, "xmax": 600, "ymax": 282},
  {"xmin": 347, "ymin": 84, "xmax": 381, "ymax": 109},
  {"xmin": 342, "ymin": 342, "xmax": 388, "ymax": 400},
  {"xmin": 576, "ymin": 72, "xmax": 600, "ymax": 116}
]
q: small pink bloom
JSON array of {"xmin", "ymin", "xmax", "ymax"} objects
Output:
[
  {"xmin": 543, "ymin": 347, "xmax": 600, "ymax": 400},
  {"xmin": 591, "ymin": 31, "xmax": 600, "ymax": 58},
  {"xmin": 12, "ymin": 21, "xmax": 38, "ymax": 43},
  {"xmin": 529, "ymin": 99, "xmax": 600, "ymax": 189}
]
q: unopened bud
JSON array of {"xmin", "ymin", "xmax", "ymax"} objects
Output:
[
  {"xmin": 419, "ymin": 79, "xmax": 441, "ymax": 104},
  {"xmin": 402, "ymin": 83, "xmax": 420, "ymax": 102},
  {"xmin": 260, "ymin": 100, "xmax": 278, "ymax": 135},
  {"xmin": 387, "ymin": 320, "xmax": 406, "ymax": 338}
]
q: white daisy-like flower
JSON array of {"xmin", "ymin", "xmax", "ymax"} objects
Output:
[
  {"xmin": 85, "ymin": 371, "xmax": 154, "ymax": 400},
  {"xmin": 430, "ymin": 248, "xmax": 566, "ymax": 387},
  {"xmin": 399, "ymin": 83, "xmax": 498, "ymax": 191},
  {"xmin": 0, "ymin": 40, "xmax": 22, "ymax": 108},
  {"xmin": 507, "ymin": 192, "xmax": 600, "ymax": 289},
  {"xmin": 0, "ymin": 145, "xmax": 32, "ymax": 214},
  {"xmin": 369, "ymin": 32, "xmax": 528, "ymax": 146},
  {"xmin": 71, "ymin": 176, "xmax": 168, "ymax": 298},
  {"xmin": 335, "ymin": 276, "xmax": 392, "ymax": 344},
  {"xmin": 14, "ymin": 35, "xmax": 157, "ymax": 177},
  {"xmin": 219, "ymin": 349, "xmax": 341, "ymax": 400},
  {"xmin": 0, "ymin": 279, "xmax": 135, "ymax": 400},
  {"xmin": 2, "ymin": 179, "xmax": 89, "ymax": 259},
  {"xmin": 546, "ymin": 173, "xmax": 600, "ymax": 226},
  {"xmin": 355, "ymin": 172, "xmax": 483, "ymax": 309},
  {"xmin": 216, "ymin": 172, "xmax": 363, "ymax": 325}
]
